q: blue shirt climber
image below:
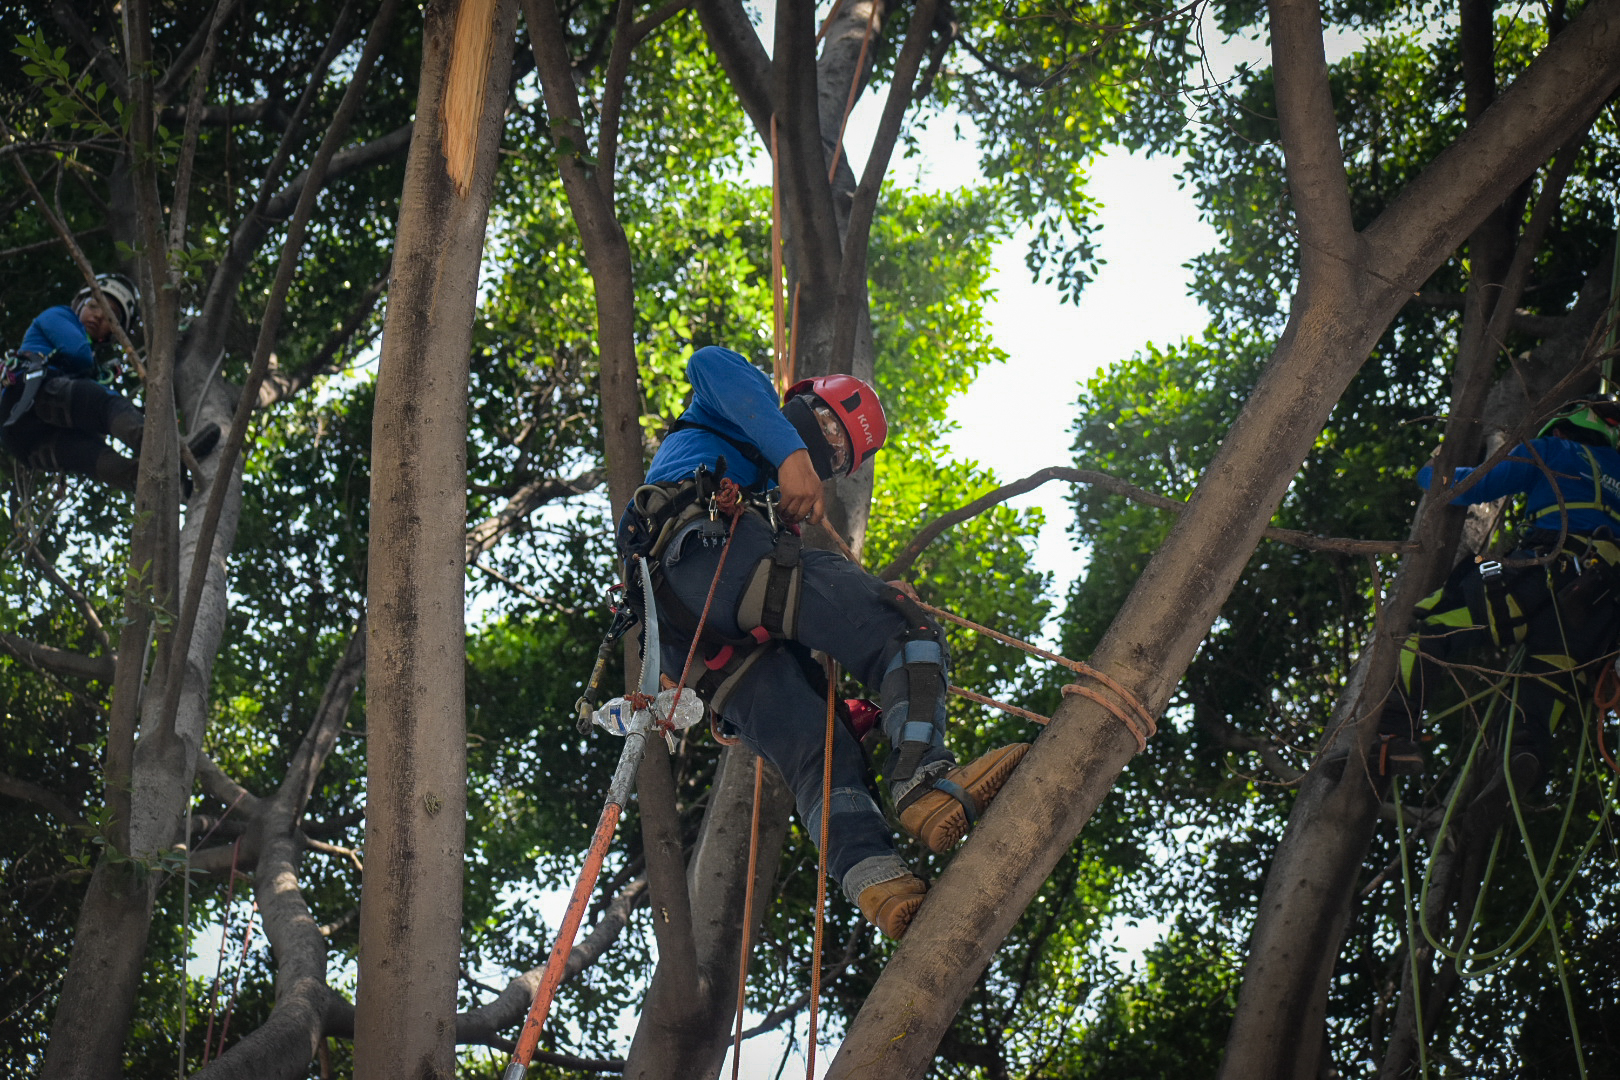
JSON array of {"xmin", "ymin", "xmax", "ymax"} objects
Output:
[{"xmin": 1418, "ymin": 436, "xmax": 1620, "ymax": 536}]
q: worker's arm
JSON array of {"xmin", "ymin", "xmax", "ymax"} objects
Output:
[
  {"xmin": 685, "ymin": 346, "xmax": 806, "ymax": 469},
  {"xmin": 27, "ymin": 306, "xmax": 95, "ymax": 375},
  {"xmin": 1417, "ymin": 442, "xmax": 1541, "ymax": 505}
]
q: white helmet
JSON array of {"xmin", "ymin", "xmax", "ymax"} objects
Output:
[{"xmin": 72, "ymin": 273, "xmax": 140, "ymax": 333}]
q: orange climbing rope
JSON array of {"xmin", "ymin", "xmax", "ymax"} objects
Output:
[
  {"xmin": 1595, "ymin": 661, "xmax": 1620, "ymax": 775},
  {"xmin": 727, "ymin": 756, "xmax": 766, "ymax": 1080},
  {"xmin": 806, "ymin": 656, "xmax": 839, "ymax": 1078},
  {"xmin": 509, "ymin": 497, "xmax": 747, "ymax": 1077}
]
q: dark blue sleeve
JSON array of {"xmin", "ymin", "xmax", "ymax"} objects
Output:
[
  {"xmin": 1418, "ymin": 443, "xmax": 1540, "ymax": 506},
  {"xmin": 24, "ymin": 306, "xmax": 95, "ymax": 376},
  {"xmin": 685, "ymin": 346, "xmax": 805, "ymax": 467}
]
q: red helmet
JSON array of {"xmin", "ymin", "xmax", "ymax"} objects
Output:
[{"xmin": 785, "ymin": 374, "xmax": 887, "ymax": 475}]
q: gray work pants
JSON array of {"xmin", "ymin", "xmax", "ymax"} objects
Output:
[{"xmin": 658, "ymin": 512, "xmax": 953, "ymax": 885}]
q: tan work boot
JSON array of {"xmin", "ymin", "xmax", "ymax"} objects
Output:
[
  {"xmin": 857, "ymin": 873, "xmax": 927, "ymax": 939},
  {"xmin": 898, "ymin": 743, "xmax": 1030, "ymax": 853}
]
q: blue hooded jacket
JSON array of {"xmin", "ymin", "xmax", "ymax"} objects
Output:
[
  {"xmin": 645, "ymin": 346, "xmax": 806, "ymax": 490},
  {"xmin": 1417, "ymin": 435, "xmax": 1620, "ymax": 535}
]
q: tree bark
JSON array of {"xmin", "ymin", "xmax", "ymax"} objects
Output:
[
  {"xmin": 827, "ymin": 0, "xmax": 1620, "ymax": 1074},
  {"xmin": 353, "ymin": 0, "xmax": 517, "ymax": 1074}
]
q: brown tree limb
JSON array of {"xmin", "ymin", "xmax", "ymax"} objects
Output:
[
  {"xmin": 1270, "ymin": 0, "xmax": 1356, "ymax": 267},
  {"xmin": 876, "ymin": 465, "xmax": 1416, "ymax": 580},
  {"xmin": 196, "ymin": 753, "xmax": 264, "ymax": 818},
  {"xmin": 190, "ymin": 0, "xmax": 363, "ymax": 349},
  {"xmin": 24, "ymin": 544, "xmax": 112, "ymax": 655},
  {"xmin": 693, "ymin": 0, "xmax": 773, "ymax": 138},
  {"xmin": 160, "ymin": 0, "xmax": 400, "ymax": 741},
  {"xmin": 281, "ymin": 621, "xmax": 367, "ymax": 815},
  {"xmin": 829, "ymin": 0, "xmax": 938, "ymax": 365},
  {"xmin": 258, "ymin": 271, "xmax": 391, "ymax": 407},
  {"xmin": 0, "ymin": 771, "xmax": 84, "ymax": 826},
  {"xmin": 0, "ymin": 633, "xmax": 114, "ymax": 684}
]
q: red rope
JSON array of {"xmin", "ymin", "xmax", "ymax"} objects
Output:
[
  {"xmin": 668, "ymin": 480, "xmax": 744, "ymax": 741},
  {"xmin": 214, "ymin": 899, "xmax": 258, "ymax": 1059},
  {"xmin": 1596, "ymin": 662, "xmax": 1620, "ymax": 775},
  {"xmin": 728, "ymin": 756, "xmax": 766, "ymax": 1080},
  {"xmin": 199, "ymin": 837, "xmax": 243, "ymax": 1065}
]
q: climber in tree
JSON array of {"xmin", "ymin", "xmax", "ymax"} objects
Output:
[
  {"xmin": 618, "ymin": 345, "xmax": 1028, "ymax": 939},
  {"xmin": 3, "ymin": 273, "xmax": 218, "ymax": 493},
  {"xmin": 1375, "ymin": 395, "xmax": 1620, "ymax": 794}
]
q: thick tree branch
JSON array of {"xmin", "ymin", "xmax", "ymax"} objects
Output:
[
  {"xmin": 1269, "ymin": 0, "xmax": 1356, "ymax": 264},
  {"xmin": 193, "ymin": 1, "xmax": 363, "ymax": 346},
  {"xmin": 693, "ymin": 0, "xmax": 773, "ymax": 138},
  {"xmin": 258, "ymin": 271, "xmax": 390, "ymax": 407},
  {"xmin": 876, "ymin": 466, "xmax": 1416, "ymax": 580},
  {"xmin": 49, "ymin": 0, "xmax": 129, "ymax": 100},
  {"xmin": 829, "ymin": 0, "xmax": 937, "ymax": 364},
  {"xmin": 162, "ymin": 0, "xmax": 400, "ymax": 737},
  {"xmin": 196, "ymin": 753, "xmax": 264, "ymax": 818},
  {"xmin": 1364, "ymin": 0, "xmax": 1620, "ymax": 276},
  {"xmin": 281, "ymin": 622, "xmax": 367, "ymax": 815},
  {"xmin": 152, "ymin": 0, "xmax": 243, "ymax": 105},
  {"xmin": 0, "ymin": 772, "xmax": 84, "ymax": 826}
]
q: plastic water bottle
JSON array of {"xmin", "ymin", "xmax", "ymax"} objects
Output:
[
  {"xmin": 591, "ymin": 689, "xmax": 704, "ymax": 736},
  {"xmin": 652, "ymin": 687, "xmax": 704, "ymax": 731},
  {"xmin": 591, "ymin": 697, "xmax": 637, "ymax": 736}
]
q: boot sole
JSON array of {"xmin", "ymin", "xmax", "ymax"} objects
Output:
[{"xmin": 901, "ymin": 743, "xmax": 1029, "ymax": 854}]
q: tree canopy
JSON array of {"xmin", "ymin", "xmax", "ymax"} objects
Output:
[{"xmin": 2, "ymin": 0, "xmax": 1619, "ymax": 1077}]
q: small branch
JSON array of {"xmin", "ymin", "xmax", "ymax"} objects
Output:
[
  {"xmin": 739, "ymin": 925, "xmax": 866, "ymax": 1038},
  {"xmin": 875, "ymin": 466, "xmax": 1415, "ymax": 580},
  {"xmin": 302, "ymin": 836, "xmax": 363, "ymax": 873},
  {"xmin": 0, "ymin": 224, "xmax": 106, "ymax": 259},
  {"xmin": 196, "ymin": 753, "xmax": 264, "ymax": 818},
  {"xmin": 0, "ymin": 633, "xmax": 114, "ymax": 683},
  {"xmin": 258, "ymin": 270, "xmax": 390, "ymax": 407},
  {"xmin": 464, "ymin": 466, "xmax": 606, "ymax": 559},
  {"xmin": 24, "ymin": 543, "xmax": 112, "ymax": 654},
  {"xmin": 1410, "ymin": 292, "xmax": 1570, "ymax": 338},
  {"xmin": 0, "ymin": 771, "xmax": 84, "ymax": 826}
]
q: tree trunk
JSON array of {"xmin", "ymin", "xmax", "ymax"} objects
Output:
[
  {"xmin": 353, "ymin": 0, "xmax": 517, "ymax": 1073},
  {"xmin": 827, "ymin": 0, "xmax": 1620, "ymax": 1074}
]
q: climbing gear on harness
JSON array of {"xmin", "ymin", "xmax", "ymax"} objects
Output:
[
  {"xmin": 618, "ymin": 473, "xmax": 809, "ymax": 718},
  {"xmin": 574, "ymin": 585, "xmax": 637, "ymax": 733},
  {"xmin": 897, "ymin": 742, "xmax": 1030, "ymax": 853},
  {"xmin": 855, "ymin": 869, "xmax": 927, "ymax": 940},
  {"xmin": 1, "ymin": 351, "xmax": 50, "ymax": 429},
  {"xmin": 72, "ymin": 272, "xmax": 140, "ymax": 333},
  {"xmin": 783, "ymin": 374, "xmax": 886, "ymax": 475}
]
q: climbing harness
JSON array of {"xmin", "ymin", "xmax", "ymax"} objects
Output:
[{"xmin": 1, "ymin": 351, "xmax": 51, "ymax": 429}]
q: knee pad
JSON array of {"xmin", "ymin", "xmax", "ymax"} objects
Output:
[{"xmin": 880, "ymin": 627, "xmax": 948, "ymax": 784}]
